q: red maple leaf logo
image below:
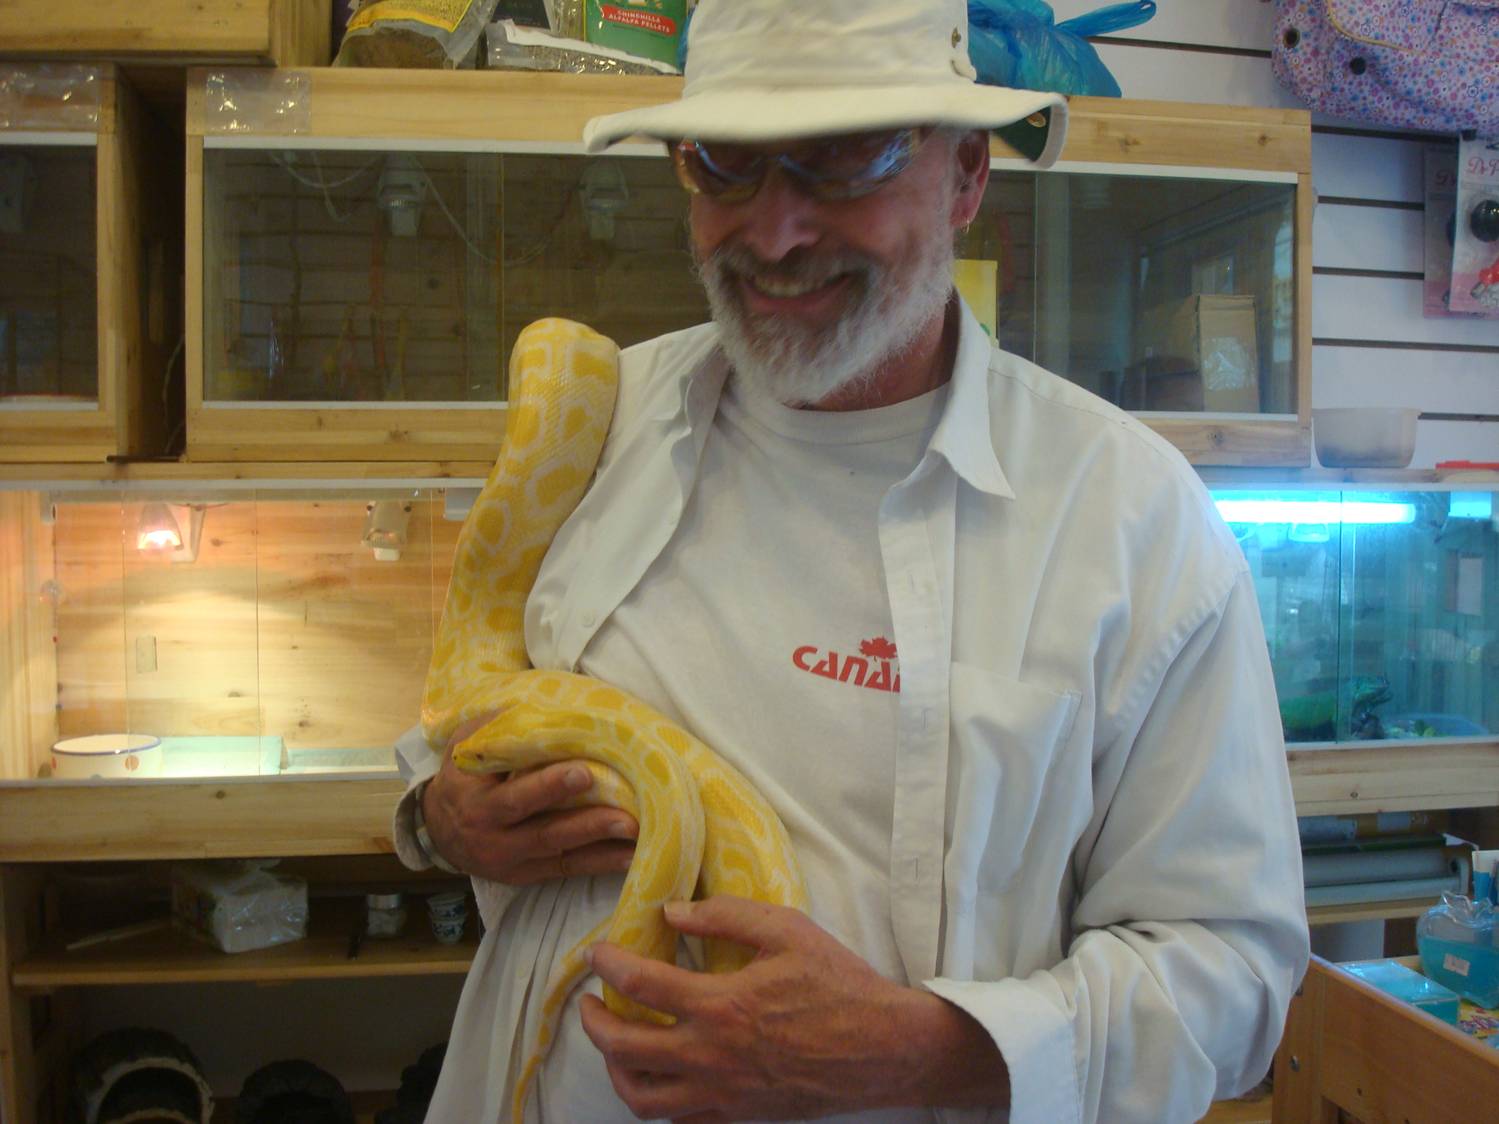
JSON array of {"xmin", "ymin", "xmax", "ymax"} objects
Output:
[{"xmin": 860, "ymin": 637, "xmax": 898, "ymax": 659}]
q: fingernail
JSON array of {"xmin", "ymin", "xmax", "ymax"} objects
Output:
[
  {"xmin": 583, "ymin": 944, "xmax": 596, "ymax": 968},
  {"xmin": 663, "ymin": 900, "xmax": 691, "ymax": 925},
  {"xmin": 566, "ymin": 766, "xmax": 591, "ymax": 792},
  {"xmin": 609, "ymin": 819, "xmax": 636, "ymax": 839}
]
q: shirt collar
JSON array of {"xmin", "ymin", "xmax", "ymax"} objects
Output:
[
  {"xmin": 674, "ymin": 302, "xmax": 1014, "ymax": 501},
  {"xmin": 923, "ymin": 300, "xmax": 1015, "ymax": 500}
]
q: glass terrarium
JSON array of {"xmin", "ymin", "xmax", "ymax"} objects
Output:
[
  {"xmin": 0, "ymin": 141, "xmax": 97, "ymax": 401},
  {"xmin": 964, "ymin": 169, "xmax": 1297, "ymax": 416},
  {"xmin": 1, "ymin": 63, "xmax": 180, "ymax": 462},
  {"xmin": 200, "ymin": 147, "xmax": 702, "ymax": 406},
  {"xmin": 1213, "ymin": 486, "xmax": 1499, "ymax": 744},
  {"xmin": 0, "ymin": 486, "xmax": 473, "ymax": 782},
  {"xmin": 186, "ymin": 71, "xmax": 1311, "ymax": 463}
]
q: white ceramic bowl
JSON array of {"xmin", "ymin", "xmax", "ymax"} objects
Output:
[
  {"xmin": 1313, "ymin": 407, "xmax": 1420, "ymax": 468},
  {"xmin": 51, "ymin": 734, "xmax": 163, "ymax": 779}
]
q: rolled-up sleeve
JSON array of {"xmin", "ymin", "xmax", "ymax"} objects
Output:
[
  {"xmin": 391, "ymin": 723, "xmax": 443, "ymax": 871},
  {"xmin": 929, "ymin": 570, "xmax": 1309, "ymax": 1124}
]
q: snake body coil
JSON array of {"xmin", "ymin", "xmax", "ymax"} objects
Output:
[{"xmin": 421, "ymin": 318, "xmax": 808, "ymax": 1117}]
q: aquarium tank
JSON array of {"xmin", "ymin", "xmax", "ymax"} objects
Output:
[{"xmin": 1212, "ymin": 487, "xmax": 1499, "ymax": 744}]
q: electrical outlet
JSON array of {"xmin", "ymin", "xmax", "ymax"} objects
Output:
[
  {"xmin": 0, "ymin": 153, "xmax": 31, "ymax": 234},
  {"xmin": 135, "ymin": 635, "xmax": 158, "ymax": 674}
]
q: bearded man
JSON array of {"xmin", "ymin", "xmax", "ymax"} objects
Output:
[{"xmin": 393, "ymin": 1, "xmax": 1310, "ymax": 1121}]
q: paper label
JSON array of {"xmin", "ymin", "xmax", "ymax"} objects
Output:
[
  {"xmin": 954, "ymin": 259, "xmax": 1000, "ymax": 341},
  {"xmin": 347, "ymin": 0, "xmax": 475, "ymax": 33},
  {"xmin": 1445, "ymin": 952, "xmax": 1472, "ymax": 978}
]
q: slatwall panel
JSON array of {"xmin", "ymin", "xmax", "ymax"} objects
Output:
[{"xmin": 1046, "ymin": 0, "xmax": 1499, "ymax": 467}]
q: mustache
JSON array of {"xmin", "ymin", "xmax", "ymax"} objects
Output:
[{"xmin": 696, "ymin": 243, "xmax": 880, "ymax": 291}]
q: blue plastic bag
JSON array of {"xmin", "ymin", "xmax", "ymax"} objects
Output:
[{"xmin": 968, "ymin": 0, "xmax": 1156, "ymax": 98}]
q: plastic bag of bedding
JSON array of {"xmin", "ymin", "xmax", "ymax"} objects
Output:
[{"xmin": 337, "ymin": 0, "xmax": 502, "ymax": 68}]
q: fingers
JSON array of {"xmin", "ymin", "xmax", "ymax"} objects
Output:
[
  {"xmin": 424, "ymin": 755, "xmax": 639, "ymax": 885},
  {"xmin": 505, "ymin": 837, "xmax": 637, "ymax": 885},
  {"xmin": 579, "ymin": 994, "xmax": 713, "ymax": 1121},
  {"xmin": 663, "ymin": 895, "xmax": 802, "ymax": 953},
  {"xmin": 587, "ymin": 940, "xmax": 704, "ymax": 1022},
  {"xmin": 502, "ymin": 761, "xmax": 588, "ymax": 822}
]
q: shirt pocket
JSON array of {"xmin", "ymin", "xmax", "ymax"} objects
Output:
[{"xmin": 944, "ymin": 662, "xmax": 1081, "ymax": 908}]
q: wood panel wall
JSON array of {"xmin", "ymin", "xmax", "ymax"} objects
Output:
[
  {"xmin": 0, "ymin": 493, "xmax": 58, "ymax": 778},
  {"xmin": 42, "ymin": 495, "xmax": 459, "ymax": 763},
  {"xmin": 1052, "ymin": 0, "xmax": 1499, "ymax": 468}
]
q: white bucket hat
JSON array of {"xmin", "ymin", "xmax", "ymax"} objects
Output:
[{"xmin": 582, "ymin": 0, "xmax": 1068, "ymax": 167}]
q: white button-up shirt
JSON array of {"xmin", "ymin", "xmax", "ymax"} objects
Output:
[{"xmin": 396, "ymin": 303, "xmax": 1309, "ymax": 1124}]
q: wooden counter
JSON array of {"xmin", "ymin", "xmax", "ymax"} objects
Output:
[{"xmin": 0, "ymin": 776, "xmax": 406, "ymax": 862}]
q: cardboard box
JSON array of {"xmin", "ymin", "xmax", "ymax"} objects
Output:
[{"xmin": 1135, "ymin": 294, "xmax": 1260, "ymax": 413}]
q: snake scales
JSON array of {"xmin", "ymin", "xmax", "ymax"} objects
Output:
[{"xmin": 421, "ymin": 318, "xmax": 808, "ymax": 1117}]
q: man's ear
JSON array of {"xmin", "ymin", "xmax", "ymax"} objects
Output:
[{"xmin": 950, "ymin": 129, "xmax": 991, "ymax": 229}]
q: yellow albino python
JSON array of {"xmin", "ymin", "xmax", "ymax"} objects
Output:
[{"xmin": 421, "ymin": 318, "xmax": 808, "ymax": 1119}]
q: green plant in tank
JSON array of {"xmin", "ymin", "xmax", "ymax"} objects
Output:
[{"xmin": 1280, "ymin": 675, "xmax": 1392, "ymax": 741}]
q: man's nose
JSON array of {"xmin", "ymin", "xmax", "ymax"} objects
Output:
[{"xmin": 733, "ymin": 166, "xmax": 824, "ymax": 261}]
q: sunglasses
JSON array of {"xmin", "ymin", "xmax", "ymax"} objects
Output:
[{"xmin": 671, "ymin": 128, "xmax": 931, "ymax": 203}]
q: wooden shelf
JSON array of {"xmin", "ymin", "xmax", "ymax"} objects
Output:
[
  {"xmin": 13, "ymin": 896, "xmax": 476, "ymax": 988},
  {"xmin": 0, "ymin": 460, "xmax": 491, "ymax": 485},
  {"xmin": 1307, "ymin": 897, "xmax": 1440, "ymax": 926}
]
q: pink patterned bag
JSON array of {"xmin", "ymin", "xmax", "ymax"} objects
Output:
[{"xmin": 1272, "ymin": 0, "xmax": 1498, "ymax": 134}]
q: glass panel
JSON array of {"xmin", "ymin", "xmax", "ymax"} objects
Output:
[
  {"xmin": 964, "ymin": 170, "xmax": 1296, "ymax": 415},
  {"xmin": 202, "ymin": 148, "xmax": 706, "ymax": 403},
  {"xmin": 1214, "ymin": 488, "xmax": 1499, "ymax": 743},
  {"xmin": 29, "ymin": 488, "xmax": 467, "ymax": 780},
  {"xmin": 0, "ymin": 143, "xmax": 97, "ymax": 401}
]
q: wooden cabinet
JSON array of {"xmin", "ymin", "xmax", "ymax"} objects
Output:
[
  {"xmin": 0, "ymin": 64, "xmax": 181, "ymax": 463},
  {"xmin": 0, "ymin": 782, "xmax": 462, "ymax": 1124}
]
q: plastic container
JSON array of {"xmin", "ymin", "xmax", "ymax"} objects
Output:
[
  {"xmin": 427, "ymin": 889, "xmax": 469, "ymax": 945},
  {"xmin": 1342, "ymin": 958, "xmax": 1461, "ymax": 1024},
  {"xmin": 1417, "ymin": 892, "xmax": 1499, "ymax": 1007},
  {"xmin": 365, "ymin": 892, "xmax": 407, "ymax": 938},
  {"xmin": 50, "ymin": 733, "xmax": 163, "ymax": 779},
  {"xmin": 1313, "ymin": 407, "xmax": 1420, "ymax": 468}
]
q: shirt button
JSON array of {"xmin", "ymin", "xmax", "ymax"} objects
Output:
[{"xmin": 581, "ymin": 610, "xmax": 597, "ymax": 628}]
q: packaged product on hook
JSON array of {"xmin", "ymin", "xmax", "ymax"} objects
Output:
[{"xmin": 1449, "ymin": 135, "xmax": 1499, "ymax": 318}]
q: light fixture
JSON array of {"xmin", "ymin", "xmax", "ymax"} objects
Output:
[
  {"xmin": 377, "ymin": 155, "xmax": 428, "ymax": 237},
  {"xmin": 136, "ymin": 502, "xmax": 205, "ymax": 563},
  {"xmin": 1214, "ymin": 499, "xmax": 1417, "ymax": 526},
  {"xmin": 580, "ymin": 160, "xmax": 630, "ymax": 240},
  {"xmin": 362, "ymin": 500, "xmax": 412, "ymax": 561}
]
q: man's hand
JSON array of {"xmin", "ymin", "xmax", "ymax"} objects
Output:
[
  {"xmin": 578, "ymin": 895, "xmax": 1010, "ymax": 1122},
  {"xmin": 420, "ymin": 715, "xmax": 638, "ymax": 885}
]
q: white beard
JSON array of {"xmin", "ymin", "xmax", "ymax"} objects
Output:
[{"xmin": 696, "ymin": 215, "xmax": 956, "ymax": 408}]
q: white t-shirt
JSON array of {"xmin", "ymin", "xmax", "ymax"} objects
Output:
[
  {"xmin": 583, "ymin": 375, "xmax": 949, "ymax": 977},
  {"xmin": 514, "ymin": 376, "xmax": 952, "ymax": 1123}
]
